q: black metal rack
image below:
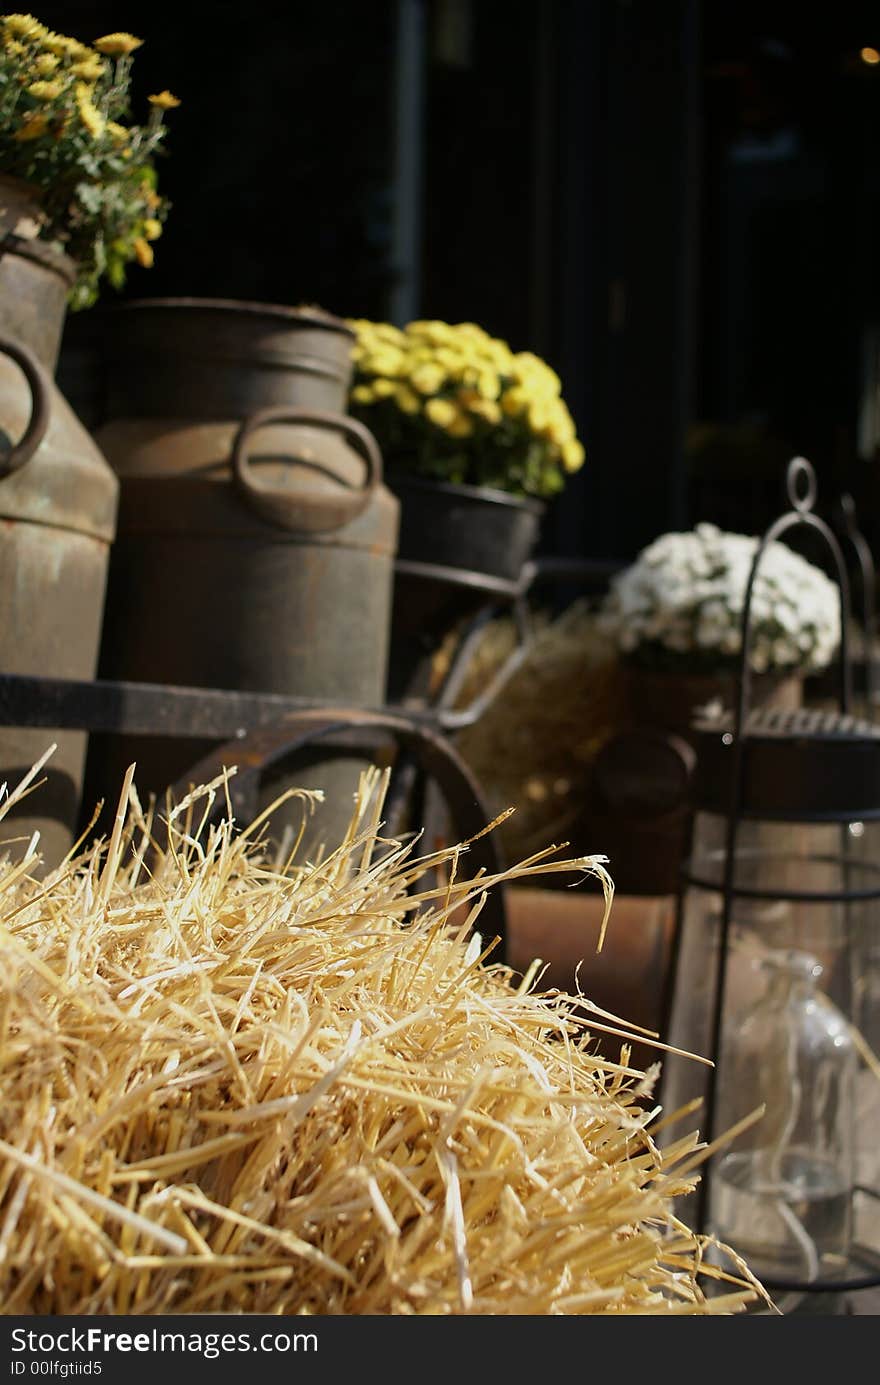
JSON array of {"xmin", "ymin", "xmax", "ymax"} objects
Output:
[
  {"xmin": 663, "ymin": 458, "xmax": 880, "ymax": 1311},
  {"xmin": 0, "ymin": 554, "xmax": 616, "ymax": 964}
]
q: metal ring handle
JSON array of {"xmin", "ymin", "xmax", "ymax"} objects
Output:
[
  {"xmin": 786, "ymin": 455, "xmax": 817, "ymax": 514},
  {"xmin": 0, "ymin": 333, "xmax": 50, "ymax": 479},
  {"xmin": 232, "ymin": 406, "xmax": 382, "ymax": 534}
]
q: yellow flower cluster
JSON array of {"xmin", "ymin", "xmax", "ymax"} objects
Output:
[
  {"xmin": 349, "ymin": 319, "xmax": 585, "ymax": 480},
  {"xmin": 0, "ymin": 13, "xmax": 179, "ymax": 308},
  {"xmin": 1, "ymin": 16, "xmax": 180, "ymax": 144}
]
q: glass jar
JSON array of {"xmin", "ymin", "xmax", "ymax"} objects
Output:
[{"xmin": 709, "ymin": 948, "xmax": 857, "ymax": 1311}]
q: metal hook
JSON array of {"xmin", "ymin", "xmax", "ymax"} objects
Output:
[{"xmin": 786, "ymin": 455, "xmax": 817, "ymax": 514}]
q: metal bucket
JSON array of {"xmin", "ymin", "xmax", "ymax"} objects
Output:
[
  {"xmin": 0, "ymin": 231, "xmax": 119, "ymax": 867},
  {"xmin": 386, "ymin": 476, "xmax": 545, "ymax": 704},
  {"xmin": 90, "ymin": 299, "xmax": 399, "ymax": 851}
]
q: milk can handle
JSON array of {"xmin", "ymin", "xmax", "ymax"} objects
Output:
[
  {"xmin": 232, "ymin": 406, "xmax": 382, "ymax": 533},
  {"xmin": 0, "ymin": 334, "xmax": 50, "ymax": 479}
]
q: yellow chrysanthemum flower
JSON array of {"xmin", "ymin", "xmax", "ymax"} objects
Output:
[
  {"xmin": 40, "ymin": 33, "xmax": 85, "ymax": 58},
  {"xmin": 38, "ymin": 32, "xmax": 64, "ymax": 56},
  {"xmin": 467, "ymin": 398, "xmax": 502, "ymax": 426},
  {"xmin": 33, "ymin": 52, "xmax": 58, "ymax": 74},
  {"xmin": 12, "ymin": 111, "xmax": 47, "ymax": 140},
  {"xmin": 94, "ymin": 32, "xmax": 142, "ymax": 57},
  {"xmin": 132, "ymin": 236, "xmax": 153, "ymax": 268},
  {"xmin": 148, "ymin": 89, "xmax": 181, "ymax": 110},
  {"xmin": 425, "ymin": 397, "xmax": 457, "ymax": 430},
  {"xmin": 408, "ymin": 319, "xmax": 443, "ymax": 337},
  {"xmin": 71, "ymin": 58, "xmax": 106, "ymax": 81},
  {"xmin": 361, "ymin": 348, "xmax": 406, "ymax": 379},
  {"xmin": 501, "ymin": 387, "xmax": 528, "ymax": 417},
  {"xmin": 447, "ymin": 410, "xmax": 474, "ymax": 439},
  {"xmin": 409, "ymin": 363, "xmax": 446, "ymax": 395},
  {"xmin": 4, "ymin": 14, "xmax": 45, "ymax": 40},
  {"xmin": 4, "ymin": 36, "xmax": 25, "ymax": 55},
  {"xmin": 561, "ymin": 438, "xmax": 585, "ymax": 473},
  {"xmin": 347, "ymin": 318, "xmax": 582, "ymax": 493},
  {"xmin": 547, "ymin": 404, "xmax": 576, "ymax": 445},
  {"xmin": 454, "ymin": 322, "xmax": 491, "ymax": 344},
  {"xmin": 75, "ymin": 82, "xmax": 104, "ymax": 137},
  {"xmin": 394, "ymin": 383, "xmax": 421, "ymax": 415},
  {"xmin": 106, "ymin": 120, "xmax": 129, "ymax": 143},
  {"xmin": 528, "ymin": 401, "xmax": 551, "ymax": 435},
  {"xmin": 27, "ymin": 79, "xmax": 63, "ymax": 100},
  {"xmin": 458, "ymin": 365, "xmax": 497, "ymax": 398},
  {"xmin": 372, "ymin": 322, "xmax": 406, "ymax": 347},
  {"xmin": 143, "ymin": 218, "xmax": 162, "ymax": 241},
  {"xmin": 435, "ymin": 347, "xmax": 468, "ymax": 375},
  {"xmin": 483, "ymin": 340, "xmax": 513, "ymax": 367}
]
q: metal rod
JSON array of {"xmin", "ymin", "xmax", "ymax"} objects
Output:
[{"xmin": 694, "ymin": 457, "xmax": 856, "ymax": 1237}]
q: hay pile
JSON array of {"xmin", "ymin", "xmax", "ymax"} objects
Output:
[
  {"xmin": 452, "ymin": 601, "xmax": 624, "ymax": 861},
  {"xmin": 0, "ymin": 750, "xmax": 765, "ymax": 1315}
]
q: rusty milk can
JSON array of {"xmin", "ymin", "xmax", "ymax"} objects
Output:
[
  {"xmin": 91, "ymin": 298, "xmax": 399, "ymax": 850},
  {"xmin": 0, "ymin": 219, "xmax": 118, "ymax": 867}
]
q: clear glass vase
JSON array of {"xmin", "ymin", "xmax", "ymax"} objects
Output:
[{"xmin": 709, "ymin": 948, "xmax": 856, "ymax": 1312}]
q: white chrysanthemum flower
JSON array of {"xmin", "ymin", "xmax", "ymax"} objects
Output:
[{"xmin": 599, "ymin": 524, "xmax": 841, "ymax": 674}]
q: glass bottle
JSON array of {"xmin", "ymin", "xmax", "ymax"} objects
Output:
[{"xmin": 709, "ymin": 948, "xmax": 856, "ymax": 1312}]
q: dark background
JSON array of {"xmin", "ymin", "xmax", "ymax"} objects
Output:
[{"xmin": 42, "ymin": 0, "xmax": 880, "ymax": 565}]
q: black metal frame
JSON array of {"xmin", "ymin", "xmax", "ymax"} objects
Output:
[
  {"xmin": 834, "ymin": 493, "xmax": 878, "ymax": 716},
  {"xmin": 0, "ymin": 555, "xmax": 619, "ymax": 967},
  {"xmin": 677, "ymin": 457, "xmax": 880, "ymax": 1302}
]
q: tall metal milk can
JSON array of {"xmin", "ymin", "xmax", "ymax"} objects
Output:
[
  {"xmin": 90, "ymin": 299, "xmax": 399, "ymax": 850},
  {"xmin": 0, "ymin": 216, "xmax": 118, "ymax": 868}
]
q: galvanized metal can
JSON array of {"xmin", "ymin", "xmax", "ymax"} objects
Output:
[
  {"xmin": 0, "ymin": 230, "xmax": 118, "ymax": 867},
  {"xmin": 91, "ymin": 299, "xmax": 399, "ymax": 849}
]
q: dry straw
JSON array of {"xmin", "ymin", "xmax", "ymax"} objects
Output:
[
  {"xmin": 0, "ymin": 748, "xmax": 768, "ymax": 1314},
  {"xmin": 452, "ymin": 601, "xmax": 623, "ymax": 862}
]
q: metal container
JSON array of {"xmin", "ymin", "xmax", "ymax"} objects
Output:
[
  {"xmin": 0, "ymin": 225, "xmax": 118, "ymax": 868},
  {"xmin": 91, "ymin": 299, "xmax": 399, "ymax": 849},
  {"xmin": 386, "ymin": 476, "xmax": 545, "ymax": 704}
]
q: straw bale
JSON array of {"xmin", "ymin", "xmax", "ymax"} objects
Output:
[
  {"xmin": 452, "ymin": 602, "xmax": 623, "ymax": 861},
  {"xmin": 0, "ymin": 749, "xmax": 767, "ymax": 1314}
]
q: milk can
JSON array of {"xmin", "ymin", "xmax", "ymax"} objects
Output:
[
  {"xmin": 0, "ymin": 222, "xmax": 118, "ymax": 868},
  {"xmin": 90, "ymin": 299, "xmax": 399, "ymax": 849}
]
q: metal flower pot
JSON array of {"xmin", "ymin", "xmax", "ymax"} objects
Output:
[{"xmin": 386, "ymin": 473, "xmax": 545, "ymax": 703}]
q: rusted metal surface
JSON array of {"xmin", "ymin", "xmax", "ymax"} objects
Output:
[
  {"xmin": 0, "ymin": 332, "xmax": 48, "ymax": 476},
  {"xmin": 101, "ymin": 297, "xmax": 357, "ymax": 423},
  {"xmin": 390, "ymin": 475, "xmax": 545, "ymax": 584},
  {"xmin": 0, "ymin": 229, "xmax": 73, "ymax": 371},
  {"xmin": 232, "ymin": 406, "xmax": 383, "ymax": 533},
  {"xmin": 0, "ymin": 672, "xmax": 362, "ymax": 740},
  {"xmin": 0, "ymin": 224, "xmax": 118, "ymax": 867},
  {"xmin": 90, "ymin": 297, "xmax": 399, "ymax": 847}
]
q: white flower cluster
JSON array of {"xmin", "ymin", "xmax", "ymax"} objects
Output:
[{"xmin": 600, "ymin": 523, "xmax": 841, "ymax": 674}]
